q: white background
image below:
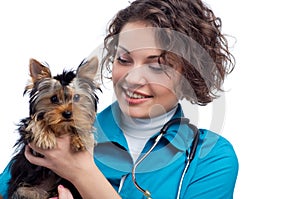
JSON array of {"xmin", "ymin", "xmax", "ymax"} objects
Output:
[{"xmin": 1, "ymin": 0, "xmax": 299, "ymax": 198}]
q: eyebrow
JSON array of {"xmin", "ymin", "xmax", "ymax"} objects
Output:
[
  {"xmin": 118, "ymin": 45, "xmax": 130, "ymax": 54},
  {"xmin": 117, "ymin": 45, "xmax": 162, "ymax": 60}
]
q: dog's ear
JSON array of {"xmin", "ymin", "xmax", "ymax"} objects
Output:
[
  {"xmin": 76, "ymin": 56, "xmax": 99, "ymax": 81},
  {"xmin": 29, "ymin": 58, "xmax": 52, "ymax": 82}
]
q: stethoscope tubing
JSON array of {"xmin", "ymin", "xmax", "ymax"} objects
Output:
[{"xmin": 131, "ymin": 117, "xmax": 200, "ymax": 199}]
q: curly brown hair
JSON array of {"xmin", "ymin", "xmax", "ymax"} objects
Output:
[{"xmin": 101, "ymin": 0, "xmax": 235, "ymax": 105}]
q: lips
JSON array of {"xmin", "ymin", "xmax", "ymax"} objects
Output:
[
  {"xmin": 125, "ymin": 90, "xmax": 149, "ymax": 99},
  {"xmin": 123, "ymin": 89, "xmax": 152, "ymax": 104}
]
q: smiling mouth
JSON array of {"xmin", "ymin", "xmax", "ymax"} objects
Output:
[{"xmin": 125, "ymin": 90, "xmax": 152, "ymax": 99}]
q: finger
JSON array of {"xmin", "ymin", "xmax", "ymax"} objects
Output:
[
  {"xmin": 24, "ymin": 145, "xmax": 47, "ymax": 167},
  {"xmin": 56, "ymin": 133, "xmax": 71, "ymax": 141},
  {"xmin": 27, "ymin": 142, "xmax": 45, "ymax": 155},
  {"xmin": 58, "ymin": 185, "xmax": 74, "ymax": 199},
  {"xmin": 55, "ymin": 134, "xmax": 72, "ymax": 150}
]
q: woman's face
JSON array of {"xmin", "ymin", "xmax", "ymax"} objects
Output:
[{"xmin": 112, "ymin": 21, "xmax": 182, "ymax": 118}]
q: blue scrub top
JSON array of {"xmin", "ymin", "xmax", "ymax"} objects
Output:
[{"xmin": 0, "ymin": 102, "xmax": 238, "ymax": 199}]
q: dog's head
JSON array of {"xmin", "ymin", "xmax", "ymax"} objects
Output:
[{"xmin": 24, "ymin": 57, "xmax": 100, "ymax": 137}]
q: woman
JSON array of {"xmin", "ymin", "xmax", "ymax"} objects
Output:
[{"xmin": 0, "ymin": 0, "xmax": 238, "ymax": 198}]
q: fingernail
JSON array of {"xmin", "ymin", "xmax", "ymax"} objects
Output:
[{"xmin": 58, "ymin": 184, "xmax": 65, "ymax": 189}]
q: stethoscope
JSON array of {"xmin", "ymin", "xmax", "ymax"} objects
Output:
[{"xmin": 131, "ymin": 117, "xmax": 200, "ymax": 199}]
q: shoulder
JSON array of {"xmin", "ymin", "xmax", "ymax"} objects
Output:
[
  {"xmin": 95, "ymin": 104, "xmax": 115, "ymax": 129},
  {"xmin": 96, "ymin": 102, "xmax": 119, "ymax": 121},
  {"xmin": 96, "ymin": 104, "xmax": 113, "ymax": 118},
  {"xmin": 198, "ymin": 129, "xmax": 237, "ymax": 160},
  {"xmin": 0, "ymin": 162, "xmax": 11, "ymax": 199},
  {"xmin": 178, "ymin": 127, "xmax": 238, "ymax": 198},
  {"xmin": 197, "ymin": 129, "xmax": 238, "ymax": 186},
  {"xmin": 183, "ymin": 129, "xmax": 238, "ymax": 198}
]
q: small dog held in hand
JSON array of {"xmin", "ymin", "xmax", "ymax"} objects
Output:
[{"xmin": 8, "ymin": 57, "xmax": 100, "ymax": 199}]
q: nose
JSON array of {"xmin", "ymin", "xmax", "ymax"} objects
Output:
[
  {"xmin": 124, "ymin": 66, "xmax": 147, "ymax": 86},
  {"xmin": 62, "ymin": 110, "xmax": 72, "ymax": 119}
]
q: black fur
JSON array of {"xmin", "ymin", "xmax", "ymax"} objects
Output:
[
  {"xmin": 7, "ymin": 57, "xmax": 100, "ymax": 199},
  {"xmin": 54, "ymin": 70, "xmax": 76, "ymax": 86},
  {"xmin": 8, "ymin": 118, "xmax": 82, "ymax": 199}
]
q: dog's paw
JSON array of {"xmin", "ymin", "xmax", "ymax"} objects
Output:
[
  {"xmin": 71, "ymin": 136, "xmax": 86, "ymax": 151},
  {"xmin": 34, "ymin": 132, "xmax": 57, "ymax": 149},
  {"xmin": 71, "ymin": 134, "xmax": 95, "ymax": 152}
]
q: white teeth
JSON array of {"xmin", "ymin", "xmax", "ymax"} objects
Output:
[{"xmin": 126, "ymin": 90, "xmax": 146, "ymax": 99}]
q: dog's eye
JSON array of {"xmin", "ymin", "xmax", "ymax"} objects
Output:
[
  {"xmin": 73, "ymin": 94, "xmax": 80, "ymax": 102},
  {"xmin": 50, "ymin": 95, "xmax": 59, "ymax": 103}
]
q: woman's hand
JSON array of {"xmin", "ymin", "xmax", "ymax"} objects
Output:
[
  {"xmin": 24, "ymin": 134, "xmax": 121, "ymax": 199},
  {"xmin": 49, "ymin": 185, "xmax": 74, "ymax": 199},
  {"xmin": 24, "ymin": 134, "xmax": 94, "ymax": 182}
]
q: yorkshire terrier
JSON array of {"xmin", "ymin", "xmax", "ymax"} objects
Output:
[{"xmin": 7, "ymin": 56, "xmax": 100, "ymax": 199}]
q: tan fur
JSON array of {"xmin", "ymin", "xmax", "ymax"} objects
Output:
[
  {"xmin": 24, "ymin": 57, "xmax": 99, "ymax": 151},
  {"xmin": 9, "ymin": 57, "xmax": 100, "ymax": 198}
]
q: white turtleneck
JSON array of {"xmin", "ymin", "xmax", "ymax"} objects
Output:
[{"xmin": 120, "ymin": 106, "xmax": 177, "ymax": 163}]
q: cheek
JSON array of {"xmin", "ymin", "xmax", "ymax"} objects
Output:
[
  {"xmin": 112, "ymin": 65, "xmax": 123, "ymax": 85},
  {"xmin": 151, "ymin": 83, "xmax": 177, "ymax": 99},
  {"xmin": 156, "ymin": 74, "xmax": 181, "ymax": 94}
]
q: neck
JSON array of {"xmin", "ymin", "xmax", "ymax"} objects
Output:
[
  {"xmin": 120, "ymin": 105, "xmax": 178, "ymax": 162},
  {"xmin": 120, "ymin": 105, "xmax": 178, "ymax": 138}
]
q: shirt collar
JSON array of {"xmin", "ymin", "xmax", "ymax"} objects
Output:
[
  {"xmin": 94, "ymin": 101, "xmax": 127, "ymax": 148},
  {"xmin": 161, "ymin": 104, "xmax": 195, "ymax": 151},
  {"xmin": 94, "ymin": 102, "xmax": 195, "ymax": 151}
]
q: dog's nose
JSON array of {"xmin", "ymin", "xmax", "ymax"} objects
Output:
[{"xmin": 62, "ymin": 110, "xmax": 72, "ymax": 119}]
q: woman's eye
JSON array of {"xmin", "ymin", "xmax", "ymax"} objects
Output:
[
  {"xmin": 73, "ymin": 94, "xmax": 80, "ymax": 102},
  {"xmin": 149, "ymin": 64, "xmax": 164, "ymax": 72},
  {"xmin": 116, "ymin": 56, "xmax": 131, "ymax": 65}
]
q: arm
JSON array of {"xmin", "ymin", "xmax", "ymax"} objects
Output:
[
  {"xmin": 0, "ymin": 163, "xmax": 11, "ymax": 199},
  {"xmin": 183, "ymin": 134, "xmax": 239, "ymax": 199},
  {"xmin": 24, "ymin": 134, "xmax": 121, "ymax": 199}
]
